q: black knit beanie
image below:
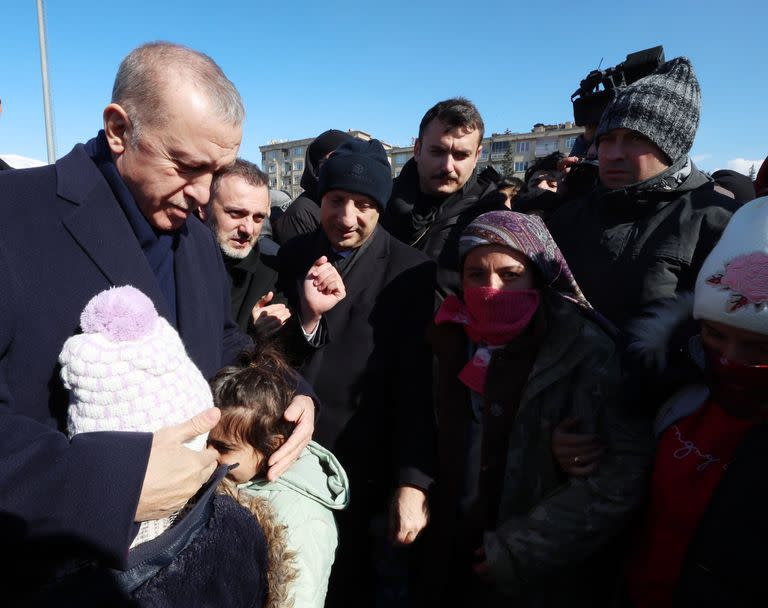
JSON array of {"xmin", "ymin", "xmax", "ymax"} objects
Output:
[
  {"xmin": 317, "ymin": 139, "xmax": 393, "ymax": 210},
  {"xmin": 596, "ymin": 57, "xmax": 701, "ymax": 163},
  {"xmin": 308, "ymin": 129, "xmax": 354, "ymax": 169}
]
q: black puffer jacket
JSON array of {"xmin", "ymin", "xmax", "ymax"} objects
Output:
[
  {"xmin": 272, "ymin": 147, "xmax": 324, "ymax": 246},
  {"xmin": 381, "ymin": 158, "xmax": 505, "ymax": 300},
  {"xmin": 547, "ymin": 160, "xmax": 738, "ymax": 330}
]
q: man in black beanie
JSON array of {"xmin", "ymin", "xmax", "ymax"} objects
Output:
[
  {"xmin": 272, "ymin": 128, "xmax": 354, "ymax": 245},
  {"xmin": 277, "ymin": 138, "xmax": 436, "ymax": 606},
  {"xmin": 547, "ymin": 56, "xmax": 739, "ymax": 412}
]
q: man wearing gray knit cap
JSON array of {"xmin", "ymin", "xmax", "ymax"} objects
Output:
[{"xmin": 547, "ymin": 56, "xmax": 738, "ymax": 408}]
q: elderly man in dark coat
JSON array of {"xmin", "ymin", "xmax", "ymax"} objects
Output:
[
  {"xmin": 278, "ymin": 138, "xmax": 436, "ymax": 606},
  {"xmin": 0, "ymin": 42, "xmax": 314, "ymax": 602}
]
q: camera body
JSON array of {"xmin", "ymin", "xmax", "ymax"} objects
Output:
[{"xmin": 571, "ymin": 46, "xmax": 666, "ymax": 127}]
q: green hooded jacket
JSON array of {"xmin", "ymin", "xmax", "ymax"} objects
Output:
[{"xmin": 241, "ymin": 441, "xmax": 349, "ymax": 608}]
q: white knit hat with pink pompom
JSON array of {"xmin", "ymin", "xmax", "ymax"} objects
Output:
[
  {"xmin": 694, "ymin": 196, "xmax": 768, "ymax": 335},
  {"xmin": 60, "ymin": 285, "xmax": 213, "ymax": 452},
  {"xmin": 60, "ymin": 286, "xmax": 215, "ymax": 546}
]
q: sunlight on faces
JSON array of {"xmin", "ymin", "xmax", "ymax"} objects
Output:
[
  {"xmin": 209, "ymin": 175, "xmax": 269, "ymax": 259},
  {"xmin": 105, "ymin": 81, "xmax": 241, "ymax": 232},
  {"xmin": 701, "ymin": 320, "xmax": 768, "ymax": 366},
  {"xmin": 598, "ymin": 128, "xmax": 670, "ymax": 189},
  {"xmin": 414, "ymin": 119, "xmax": 482, "ymax": 196},
  {"xmin": 320, "ymin": 189, "xmax": 380, "ymax": 251},
  {"xmin": 462, "ymin": 245, "xmax": 535, "ymax": 291}
]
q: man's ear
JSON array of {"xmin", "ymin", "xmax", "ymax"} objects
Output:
[
  {"xmin": 413, "ymin": 137, "xmax": 422, "ymax": 159},
  {"xmin": 475, "ymin": 144, "xmax": 483, "ymax": 159},
  {"xmin": 103, "ymin": 103, "xmax": 133, "ymax": 155}
]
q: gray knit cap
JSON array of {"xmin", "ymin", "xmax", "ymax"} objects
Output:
[{"xmin": 596, "ymin": 57, "xmax": 701, "ymax": 163}]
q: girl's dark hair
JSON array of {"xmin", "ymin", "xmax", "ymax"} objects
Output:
[{"xmin": 209, "ymin": 346, "xmax": 297, "ymax": 468}]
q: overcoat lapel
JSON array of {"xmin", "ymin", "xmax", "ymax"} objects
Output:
[
  {"xmin": 174, "ymin": 223, "xmax": 209, "ymax": 344},
  {"xmin": 57, "ymin": 145, "xmax": 172, "ymax": 320}
]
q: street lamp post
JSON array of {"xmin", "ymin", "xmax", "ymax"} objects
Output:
[{"xmin": 36, "ymin": 0, "xmax": 56, "ymax": 163}]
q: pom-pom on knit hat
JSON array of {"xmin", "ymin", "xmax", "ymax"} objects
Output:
[
  {"xmin": 60, "ymin": 285, "xmax": 213, "ymax": 451},
  {"xmin": 596, "ymin": 57, "xmax": 701, "ymax": 163},
  {"xmin": 694, "ymin": 197, "xmax": 768, "ymax": 335}
]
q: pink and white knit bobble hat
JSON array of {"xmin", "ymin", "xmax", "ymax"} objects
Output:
[
  {"xmin": 694, "ymin": 196, "xmax": 768, "ymax": 335},
  {"xmin": 60, "ymin": 285, "xmax": 213, "ymax": 451}
]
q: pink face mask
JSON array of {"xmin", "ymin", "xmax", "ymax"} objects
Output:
[
  {"xmin": 462, "ymin": 286, "xmax": 541, "ymax": 346},
  {"xmin": 705, "ymin": 347, "xmax": 768, "ymax": 417}
]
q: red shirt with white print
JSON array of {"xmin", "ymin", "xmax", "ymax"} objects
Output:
[{"xmin": 627, "ymin": 399, "xmax": 755, "ymax": 608}]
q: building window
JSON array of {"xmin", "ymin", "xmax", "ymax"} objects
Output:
[
  {"xmin": 479, "ymin": 148, "xmax": 489, "ymax": 160},
  {"xmin": 491, "ymin": 141, "xmax": 509, "ymax": 154},
  {"xmin": 516, "ymin": 141, "xmax": 531, "ymax": 153},
  {"xmin": 269, "ymin": 178, "xmax": 276, "ymax": 187},
  {"xmin": 514, "ymin": 161, "xmax": 528, "ymax": 172},
  {"xmin": 292, "ymin": 146, "xmax": 304, "ymax": 157},
  {"xmin": 268, "ymin": 164, "xmax": 276, "ymax": 174},
  {"xmin": 564, "ymin": 136, "xmax": 578, "ymax": 150},
  {"xmin": 394, "ymin": 153, "xmax": 410, "ymax": 165},
  {"xmin": 535, "ymin": 138, "xmax": 559, "ymax": 157},
  {"xmin": 293, "ymin": 175, "xmax": 301, "ymax": 184},
  {"xmin": 294, "ymin": 160, "xmax": 304, "ymax": 171},
  {"xmin": 268, "ymin": 150, "xmax": 279, "ymax": 161}
]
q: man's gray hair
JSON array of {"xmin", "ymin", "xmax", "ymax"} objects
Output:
[
  {"xmin": 211, "ymin": 158, "xmax": 269, "ymax": 200},
  {"xmin": 112, "ymin": 41, "xmax": 245, "ymax": 143}
]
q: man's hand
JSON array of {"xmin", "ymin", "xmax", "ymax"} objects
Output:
[
  {"xmin": 251, "ymin": 291, "xmax": 291, "ymax": 337},
  {"xmin": 300, "ymin": 256, "xmax": 345, "ymax": 333},
  {"xmin": 557, "ymin": 155, "xmax": 581, "ymax": 176},
  {"xmin": 388, "ymin": 485, "xmax": 429, "ymax": 545},
  {"xmin": 135, "ymin": 407, "xmax": 221, "ymax": 521},
  {"xmin": 266, "ymin": 394, "xmax": 315, "ymax": 481}
]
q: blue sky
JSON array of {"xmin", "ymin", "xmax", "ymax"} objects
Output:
[{"xmin": 1, "ymin": 0, "xmax": 766, "ymax": 174}]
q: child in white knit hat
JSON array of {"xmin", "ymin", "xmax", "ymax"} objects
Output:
[
  {"xmin": 207, "ymin": 346, "xmax": 349, "ymax": 608},
  {"xmin": 625, "ymin": 196, "xmax": 768, "ymax": 607},
  {"xmin": 59, "ymin": 285, "xmax": 299, "ymax": 606},
  {"xmin": 59, "ymin": 285, "xmax": 214, "ymax": 546}
]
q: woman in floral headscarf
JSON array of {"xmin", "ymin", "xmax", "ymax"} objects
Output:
[{"xmin": 424, "ymin": 211, "xmax": 651, "ymax": 608}]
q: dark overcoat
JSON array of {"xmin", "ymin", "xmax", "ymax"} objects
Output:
[{"xmin": 278, "ymin": 227, "xmax": 436, "ymax": 495}]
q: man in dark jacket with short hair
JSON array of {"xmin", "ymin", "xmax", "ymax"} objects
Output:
[
  {"xmin": 206, "ymin": 159, "xmax": 289, "ymax": 336},
  {"xmin": 382, "ymin": 97, "xmax": 505, "ymax": 301}
]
